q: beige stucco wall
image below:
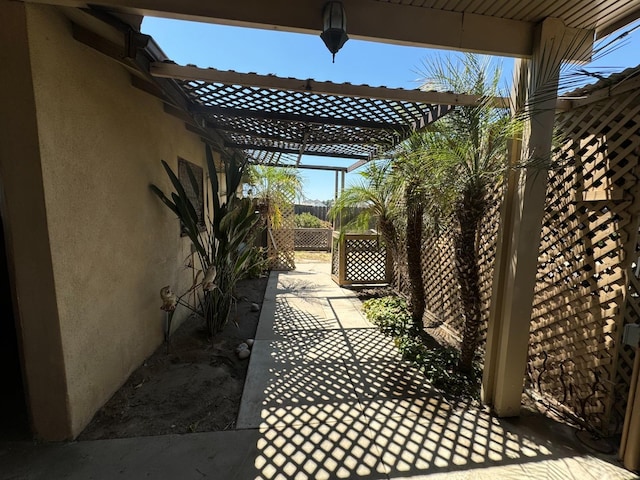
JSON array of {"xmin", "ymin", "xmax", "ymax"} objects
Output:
[
  {"xmin": 0, "ymin": 0, "xmax": 71, "ymax": 440},
  {"xmin": 13, "ymin": 4, "xmax": 211, "ymax": 438}
]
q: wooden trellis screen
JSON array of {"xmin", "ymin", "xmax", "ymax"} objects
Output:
[
  {"xmin": 268, "ymin": 200, "xmax": 296, "ymax": 271},
  {"xmin": 294, "ymin": 228, "xmax": 332, "ymax": 251},
  {"xmin": 528, "ymin": 83, "xmax": 640, "ymax": 435},
  {"xmin": 420, "ymin": 231, "xmax": 464, "ymax": 344},
  {"xmin": 387, "ymin": 71, "xmax": 640, "ymax": 436},
  {"xmin": 416, "ymin": 187, "xmax": 503, "ymax": 353},
  {"xmin": 332, "ymin": 232, "xmax": 391, "ymax": 285}
]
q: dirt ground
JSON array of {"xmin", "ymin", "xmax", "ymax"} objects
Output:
[{"xmin": 79, "ymin": 275, "xmax": 268, "ymax": 440}]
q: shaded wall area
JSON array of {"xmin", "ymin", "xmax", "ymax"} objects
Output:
[{"xmin": 0, "ymin": 2, "xmax": 210, "ymax": 439}]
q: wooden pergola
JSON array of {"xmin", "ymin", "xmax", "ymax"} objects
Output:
[{"xmin": 151, "ymin": 62, "xmax": 456, "ymax": 171}]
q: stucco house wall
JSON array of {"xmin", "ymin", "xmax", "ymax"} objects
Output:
[{"xmin": 1, "ymin": 2, "xmax": 212, "ymax": 439}]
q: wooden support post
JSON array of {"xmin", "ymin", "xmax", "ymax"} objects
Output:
[
  {"xmin": 621, "ymin": 346, "xmax": 640, "ymax": 470},
  {"xmin": 333, "ymin": 171, "xmax": 339, "ymax": 230},
  {"xmin": 482, "ymin": 18, "xmax": 577, "ymax": 417},
  {"xmin": 339, "ymin": 234, "xmax": 347, "ymax": 285},
  {"xmin": 482, "ymin": 59, "xmax": 528, "ymax": 405}
]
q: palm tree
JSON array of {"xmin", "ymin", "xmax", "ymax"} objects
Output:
[
  {"xmin": 391, "ymin": 134, "xmax": 432, "ymax": 332},
  {"xmin": 329, "ymin": 161, "xmax": 402, "ymax": 268},
  {"xmin": 246, "ymin": 165, "xmax": 303, "ymax": 228},
  {"xmin": 246, "ymin": 165, "xmax": 303, "ymax": 268},
  {"xmin": 419, "ymin": 53, "xmax": 511, "ymax": 374}
]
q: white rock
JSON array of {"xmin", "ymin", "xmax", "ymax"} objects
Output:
[
  {"xmin": 246, "ymin": 339, "xmax": 254, "ymax": 347},
  {"xmin": 235, "ymin": 343, "xmax": 248, "ymax": 353},
  {"xmin": 238, "ymin": 349, "xmax": 251, "ymax": 360}
]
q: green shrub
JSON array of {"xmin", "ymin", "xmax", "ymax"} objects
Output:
[
  {"xmin": 363, "ymin": 295, "xmax": 480, "ymax": 400},
  {"xmin": 362, "ymin": 296, "xmax": 411, "ymax": 337},
  {"xmin": 294, "ymin": 212, "xmax": 328, "ymax": 228}
]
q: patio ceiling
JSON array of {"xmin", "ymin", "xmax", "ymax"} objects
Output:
[
  {"xmin": 25, "ymin": 0, "xmax": 640, "ymax": 58},
  {"xmin": 150, "ymin": 62, "xmax": 458, "ymax": 170}
]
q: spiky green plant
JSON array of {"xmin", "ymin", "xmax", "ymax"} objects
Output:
[{"xmin": 151, "ymin": 145, "xmax": 262, "ymax": 337}]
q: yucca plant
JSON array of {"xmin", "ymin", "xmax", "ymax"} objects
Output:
[{"xmin": 151, "ymin": 144, "xmax": 262, "ymax": 337}]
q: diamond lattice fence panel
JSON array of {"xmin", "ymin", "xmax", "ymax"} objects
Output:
[
  {"xmin": 418, "ymin": 186, "xmax": 503, "ymax": 353},
  {"xmin": 344, "ymin": 235, "xmax": 389, "ymax": 284},
  {"xmin": 477, "ymin": 184, "xmax": 505, "ymax": 353},
  {"xmin": 528, "ymin": 90, "xmax": 640, "ymax": 435},
  {"xmin": 294, "ymin": 228, "xmax": 332, "ymax": 251},
  {"xmin": 421, "ymin": 229, "xmax": 463, "ymax": 336},
  {"xmin": 268, "ymin": 201, "xmax": 296, "ymax": 271}
]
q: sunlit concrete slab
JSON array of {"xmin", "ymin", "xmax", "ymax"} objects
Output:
[
  {"xmin": 255, "ymin": 296, "xmax": 340, "ymax": 340},
  {"xmin": 343, "ymin": 328, "xmax": 404, "ymax": 362},
  {"xmin": 390, "ymin": 455, "xmax": 636, "ymax": 479},
  {"xmin": 252, "ymin": 421, "xmax": 387, "ymax": 480},
  {"xmin": 255, "ymin": 401, "xmax": 367, "ymax": 431},
  {"xmin": 361, "ymin": 394, "xmax": 451, "ymax": 423},
  {"xmin": 275, "ymin": 263, "xmax": 350, "ymax": 297},
  {"xmin": 368, "ymin": 408, "xmax": 554, "ymax": 476},
  {"xmin": 348, "ymin": 359, "xmax": 438, "ymax": 400},
  {"xmin": 237, "ymin": 341, "xmax": 361, "ymax": 429},
  {"xmin": 248, "ymin": 333, "xmax": 351, "ymax": 365},
  {"xmin": 516, "ymin": 455, "xmax": 636, "ymax": 480},
  {"xmin": 367, "ymin": 404, "xmax": 635, "ymax": 480},
  {"xmin": 328, "ymin": 297, "xmax": 371, "ymax": 329}
]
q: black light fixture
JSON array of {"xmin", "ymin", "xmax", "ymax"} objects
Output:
[{"xmin": 320, "ymin": 1, "xmax": 348, "ymax": 63}]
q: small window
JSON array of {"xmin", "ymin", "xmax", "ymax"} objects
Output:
[{"xmin": 178, "ymin": 158, "xmax": 205, "ymax": 234}]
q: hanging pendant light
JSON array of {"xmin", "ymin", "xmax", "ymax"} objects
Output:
[{"xmin": 320, "ymin": 1, "xmax": 348, "ymax": 63}]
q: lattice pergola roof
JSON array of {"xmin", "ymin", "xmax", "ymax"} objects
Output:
[{"xmin": 151, "ymin": 63, "xmax": 455, "ymax": 170}]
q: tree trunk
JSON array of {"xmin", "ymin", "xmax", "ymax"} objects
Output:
[
  {"xmin": 379, "ymin": 216, "xmax": 399, "ymax": 268},
  {"xmin": 406, "ymin": 189, "xmax": 426, "ymax": 332},
  {"xmin": 455, "ymin": 188, "xmax": 485, "ymax": 374}
]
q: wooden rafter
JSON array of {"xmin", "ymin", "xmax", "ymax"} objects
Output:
[
  {"xmin": 152, "ymin": 62, "xmax": 509, "ymax": 108},
  {"xmin": 190, "ymin": 104, "xmax": 408, "ymax": 131},
  {"xmin": 225, "ymin": 143, "xmax": 368, "ymax": 160}
]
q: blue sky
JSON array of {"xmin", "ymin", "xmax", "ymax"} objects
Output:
[{"xmin": 142, "ymin": 17, "xmax": 640, "ymax": 201}]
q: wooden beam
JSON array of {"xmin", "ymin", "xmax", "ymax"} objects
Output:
[
  {"xmin": 191, "ymin": 105, "xmax": 407, "ymax": 131},
  {"xmin": 561, "ymin": 71, "xmax": 640, "ymax": 109},
  {"xmin": 130, "ymin": 74, "xmax": 167, "ymax": 101},
  {"xmin": 258, "ymin": 163, "xmax": 347, "ymax": 173},
  {"xmin": 24, "ymin": 0, "xmax": 537, "ymax": 57},
  {"xmin": 207, "ymin": 121, "xmax": 385, "ymax": 146},
  {"xmin": 225, "ymin": 142, "xmax": 368, "ymax": 160},
  {"xmin": 347, "ymin": 159, "xmax": 370, "ymax": 173},
  {"xmin": 152, "ymin": 62, "xmax": 510, "ymax": 108}
]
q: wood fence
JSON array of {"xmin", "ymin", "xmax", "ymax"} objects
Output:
[
  {"xmin": 294, "ymin": 228, "xmax": 332, "ymax": 251},
  {"xmin": 386, "ymin": 70, "xmax": 640, "ymax": 435},
  {"xmin": 268, "ymin": 200, "xmax": 296, "ymax": 271},
  {"xmin": 294, "ymin": 204, "xmax": 330, "ymax": 220},
  {"xmin": 527, "ymin": 82, "xmax": 640, "ymax": 435},
  {"xmin": 331, "ymin": 232, "xmax": 392, "ymax": 285}
]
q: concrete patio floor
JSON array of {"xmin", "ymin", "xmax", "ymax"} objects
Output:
[{"xmin": 1, "ymin": 262, "xmax": 637, "ymax": 479}]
